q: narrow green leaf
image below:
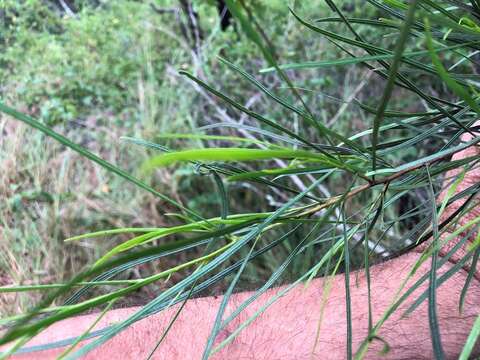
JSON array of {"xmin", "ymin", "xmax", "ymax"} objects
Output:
[
  {"xmin": 154, "ymin": 133, "xmax": 279, "ymax": 147},
  {"xmin": 58, "ymin": 300, "xmax": 116, "ymax": 360},
  {"xmin": 459, "ymin": 314, "xmax": 480, "ymax": 360},
  {"xmin": 459, "ymin": 236, "xmax": 480, "ymax": 312},
  {"xmin": 426, "ymin": 165, "xmax": 445, "ymax": 359},
  {"xmin": 260, "ymin": 42, "xmax": 477, "ymax": 73},
  {"xmin": 371, "ymin": 0, "xmax": 419, "ymax": 173},
  {"xmin": 227, "ymin": 166, "xmax": 335, "ymax": 182},
  {"xmin": 366, "ymin": 135, "xmax": 480, "ymax": 176},
  {"xmin": 425, "ymin": 19, "xmax": 480, "ymax": 115},
  {"xmin": 142, "ymin": 148, "xmax": 347, "ymax": 170},
  {"xmin": 0, "ymin": 102, "xmax": 202, "ymax": 221},
  {"xmin": 342, "ymin": 204, "xmax": 353, "ymax": 360},
  {"xmin": 64, "ymin": 228, "xmax": 162, "ymax": 242},
  {"xmin": 93, "ymin": 215, "xmax": 271, "ymax": 266}
]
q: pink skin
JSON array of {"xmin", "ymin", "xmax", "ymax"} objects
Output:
[{"xmin": 2, "ymin": 133, "xmax": 480, "ymax": 359}]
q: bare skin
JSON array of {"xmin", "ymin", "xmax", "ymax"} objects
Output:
[{"xmin": 1, "ymin": 134, "xmax": 479, "ymax": 359}]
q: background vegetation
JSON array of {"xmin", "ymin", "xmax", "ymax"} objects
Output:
[
  {"xmin": 1, "ymin": 0, "xmax": 374, "ymax": 313},
  {"xmin": 0, "ymin": 0, "xmax": 479, "ymax": 358}
]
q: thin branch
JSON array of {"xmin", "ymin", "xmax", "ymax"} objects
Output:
[{"xmin": 58, "ymin": 0, "xmax": 76, "ymax": 17}]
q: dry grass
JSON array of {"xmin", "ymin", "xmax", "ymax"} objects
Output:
[{"xmin": 0, "ymin": 111, "xmax": 182, "ymax": 314}]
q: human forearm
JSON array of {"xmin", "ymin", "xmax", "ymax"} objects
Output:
[
  {"xmin": 4, "ymin": 250, "xmax": 479, "ymax": 360},
  {"xmin": 231, "ymin": 252, "xmax": 479, "ymax": 359},
  {"xmin": 1, "ymin": 296, "xmax": 225, "ymax": 360}
]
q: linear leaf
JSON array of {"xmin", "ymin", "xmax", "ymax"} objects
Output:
[
  {"xmin": 142, "ymin": 148, "xmax": 350, "ymax": 171},
  {"xmin": 0, "ymin": 102, "xmax": 201, "ymax": 220}
]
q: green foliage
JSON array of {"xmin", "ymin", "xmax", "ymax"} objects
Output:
[
  {"xmin": 0, "ymin": 0, "xmax": 346, "ymax": 316},
  {"xmin": 2, "ymin": 1, "xmax": 164, "ymax": 124},
  {"xmin": 1, "ymin": 0, "xmax": 480, "ymax": 359}
]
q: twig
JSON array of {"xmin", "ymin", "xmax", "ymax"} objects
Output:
[
  {"xmin": 299, "ymin": 154, "xmax": 460, "ymax": 218},
  {"xmin": 327, "ymin": 70, "xmax": 372, "ymax": 127},
  {"xmin": 58, "ymin": 0, "xmax": 76, "ymax": 17}
]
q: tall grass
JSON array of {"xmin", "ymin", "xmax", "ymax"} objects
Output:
[{"xmin": 1, "ymin": 0, "xmax": 480, "ymax": 358}]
